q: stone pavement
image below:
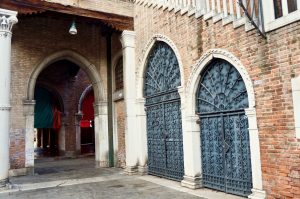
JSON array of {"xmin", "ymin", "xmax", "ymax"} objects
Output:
[{"xmin": 0, "ymin": 157, "xmax": 243, "ymax": 199}]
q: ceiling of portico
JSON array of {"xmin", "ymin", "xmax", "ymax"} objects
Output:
[{"xmin": 0, "ymin": 0, "xmax": 134, "ymax": 31}]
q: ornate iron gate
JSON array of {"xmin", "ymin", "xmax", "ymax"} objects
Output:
[
  {"xmin": 196, "ymin": 59, "xmax": 252, "ymax": 197},
  {"xmin": 144, "ymin": 41, "xmax": 184, "ymax": 181}
]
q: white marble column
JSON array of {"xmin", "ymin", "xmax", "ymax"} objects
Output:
[
  {"xmin": 0, "ymin": 8, "xmax": 18, "ymax": 187},
  {"xmin": 120, "ymin": 31, "xmax": 138, "ymax": 174},
  {"xmin": 94, "ymin": 102, "xmax": 109, "ymax": 167}
]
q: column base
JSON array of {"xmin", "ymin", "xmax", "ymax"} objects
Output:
[
  {"xmin": 95, "ymin": 161, "xmax": 109, "ymax": 168},
  {"xmin": 138, "ymin": 166, "xmax": 148, "ymax": 175},
  {"xmin": 248, "ymin": 189, "xmax": 266, "ymax": 199},
  {"xmin": 59, "ymin": 150, "xmax": 65, "ymax": 156},
  {"xmin": 64, "ymin": 151, "xmax": 77, "ymax": 158},
  {"xmin": 0, "ymin": 178, "xmax": 8, "ymax": 188},
  {"xmin": 124, "ymin": 166, "xmax": 137, "ymax": 175},
  {"xmin": 9, "ymin": 167, "xmax": 34, "ymax": 177},
  {"xmin": 181, "ymin": 175, "xmax": 202, "ymax": 189}
]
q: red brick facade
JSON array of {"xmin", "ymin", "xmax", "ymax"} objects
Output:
[
  {"xmin": 134, "ymin": 4, "xmax": 300, "ymax": 199},
  {"xmin": 5, "ymin": 2, "xmax": 300, "ymax": 198}
]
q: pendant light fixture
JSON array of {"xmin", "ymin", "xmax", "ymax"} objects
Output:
[{"xmin": 69, "ymin": 20, "xmax": 77, "ymax": 35}]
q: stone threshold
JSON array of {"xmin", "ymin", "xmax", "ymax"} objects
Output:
[{"xmin": 139, "ymin": 175, "xmax": 244, "ymax": 199}]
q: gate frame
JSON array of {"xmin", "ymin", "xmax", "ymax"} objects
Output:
[
  {"xmin": 135, "ymin": 34, "xmax": 185, "ymax": 174},
  {"xmin": 185, "ymin": 49, "xmax": 266, "ymax": 199}
]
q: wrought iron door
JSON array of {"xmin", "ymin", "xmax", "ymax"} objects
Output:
[
  {"xmin": 196, "ymin": 59, "xmax": 252, "ymax": 197},
  {"xmin": 144, "ymin": 42, "xmax": 184, "ymax": 181}
]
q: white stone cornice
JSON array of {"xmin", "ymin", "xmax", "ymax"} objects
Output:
[{"xmin": 0, "ymin": 8, "xmax": 18, "ymax": 33}]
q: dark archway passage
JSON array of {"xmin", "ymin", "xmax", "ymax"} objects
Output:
[{"xmin": 34, "ymin": 59, "xmax": 95, "ymax": 159}]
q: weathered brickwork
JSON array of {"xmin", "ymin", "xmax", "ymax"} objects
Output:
[
  {"xmin": 10, "ymin": 13, "xmax": 124, "ymax": 169},
  {"xmin": 9, "ymin": 129, "xmax": 25, "ymax": 169},
  {"xmin": 114, "ymin": 100, "xmax": 126, "ymax": 168},
  {"xmin": 134, "ymin": 4, "xmax": 300, "ymax": 199}
]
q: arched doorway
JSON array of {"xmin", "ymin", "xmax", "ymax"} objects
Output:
[
  {"xmin": 144, "ymin": 41, "xmax": 184, "ymax": 181},
  {"xmin": 25, "ymin": 50, "xmax": 108, "ymax": 169},
  {"xmin": 196, "ymin": 59, "xmax": 252, "ymax": 196}
]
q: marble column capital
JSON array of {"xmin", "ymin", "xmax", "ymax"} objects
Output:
[{"xmin": 0, "ymin": 8, "xmax": 18, "ymax": 34}]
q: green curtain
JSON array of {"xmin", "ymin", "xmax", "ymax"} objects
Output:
[{"xmin": 34, "ymin": 87, "xmax": 53, "ymax": 128}]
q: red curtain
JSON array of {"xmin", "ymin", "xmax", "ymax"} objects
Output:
[{"xmin": 80, "ymin": 90, "xmax": 94, "ymax": 128}]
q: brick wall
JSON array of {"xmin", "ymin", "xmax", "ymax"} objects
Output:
[
  {"xmin": 115, "ymin": 100, "xmax": 126, "ymax": 168},
  {"xmin": 134, "ymin": 4, "xmax": 300, "ymax": 198}
]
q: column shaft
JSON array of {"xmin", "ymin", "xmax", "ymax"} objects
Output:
[
  {"xmin": 120, "ymin": 31, "xmax": 138, "ymax": 173},
  {"xmin": 0, "ymin": 9, "xmax": 18, "ymax": 187}
]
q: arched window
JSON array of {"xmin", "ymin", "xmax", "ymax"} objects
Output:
[{"xmin": 114, "ymin": 57, "xmax": 123, "ymax": 91}]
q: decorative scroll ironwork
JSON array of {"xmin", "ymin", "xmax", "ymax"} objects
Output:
[
  {"xmin": 197, "ymin": 59, "xmax": 252, "ymax": 197},
  {"xmin": 144, "ymin": 41, "xmax": 184, "ymax": 181},
  {"xmin": 239, "ymin": 0, "xmax": 266, "ymax": 38}
]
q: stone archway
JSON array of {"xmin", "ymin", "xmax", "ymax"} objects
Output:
[
  {"xmin": 23, "ymin": 50, "xmax": 109, "ymax": 171},
  {"xmin": 184, "ymin": 49, "xmax": 266, "ymax": 199}
]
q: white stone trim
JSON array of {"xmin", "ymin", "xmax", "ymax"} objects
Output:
[
  {"xmin": 185, "ymin": 49, "xmax": 265, "ymax": 198},
  {"xmin": 187, "ymin": 49, "xmax": 255, "ymax": 110},
  {"xmin": 292, "ymin": 76, "xmax": 300, "ymax": 138}
]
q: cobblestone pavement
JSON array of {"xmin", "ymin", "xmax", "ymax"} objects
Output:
[{"xmin": 0, "ymin": 157, "xmax": 242, "ymax": 199}]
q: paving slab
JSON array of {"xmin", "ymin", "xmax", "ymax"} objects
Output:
[{"xmin": 0, "ymin": 157, "xmax": 244, "ymax": 199}]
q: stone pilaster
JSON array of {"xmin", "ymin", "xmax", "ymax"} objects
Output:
[
  {"xmin": 0, "ymin": 8, "xmax": 18, "ymax": 187},
  {"xmin": 94, "ymin": 101, "xmax": 109, "ymax": 168},
  {"xmin": 120, "ymin": 31, "xmax": 138, "ymax": 174},
  {"xmin": 23, "ymin": 100, "xmax": 35, "ymax": 175},
  {"xmin": 245, "ymin": 108, "xmax": 266, "ymax": 199},
  {"xmin": 75, "ymin": 112, "xmax": 83, "ymax": 155}
]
